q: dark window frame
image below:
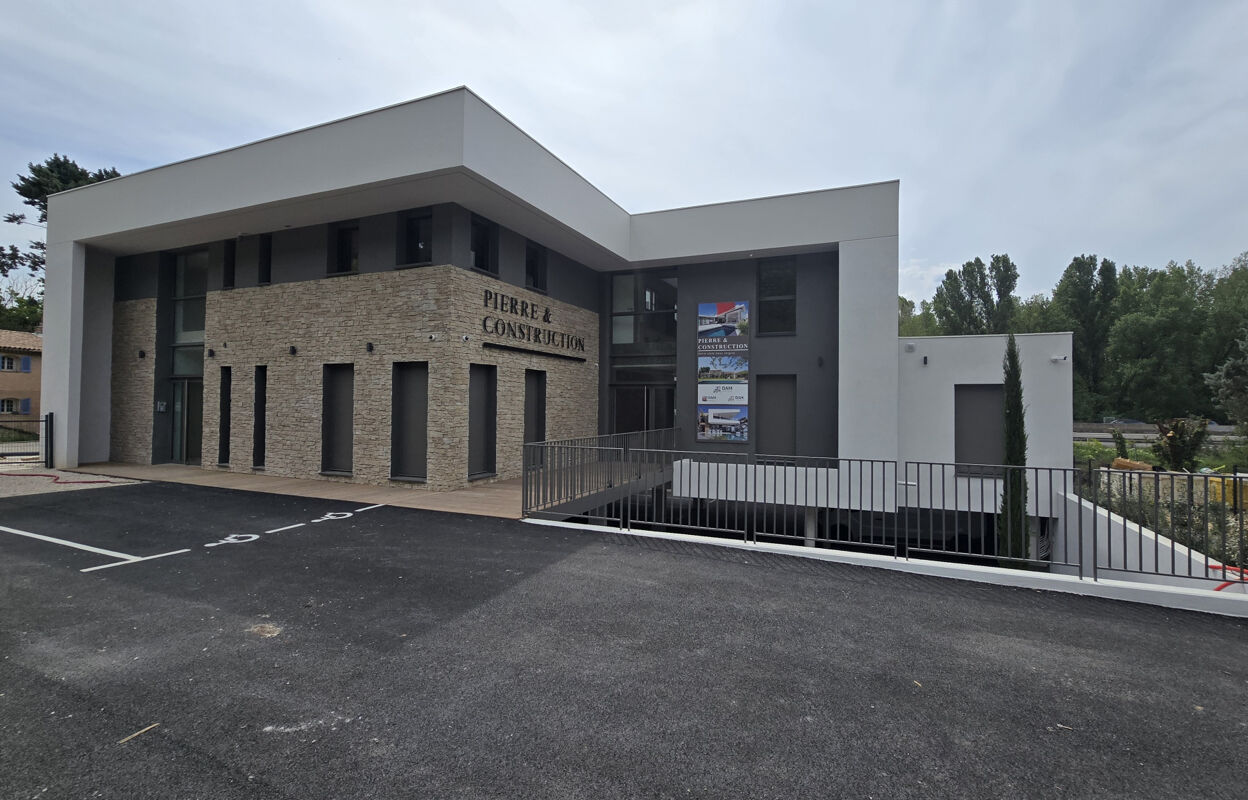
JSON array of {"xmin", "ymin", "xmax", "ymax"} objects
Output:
[
  {"xmin": 257, "ymin": 234, "xmax": 273, "ymax": 285},
  {"xmin": 525, "ymin": 240, "xmax": 548, "ymax": 293},
  {"xmin": 756, "ymin": 256, "xmax": 797, "ymax": 336},
  {"xmin": 469, "ymin": 214, "xmax": 499, "ymax": 275},
  {"xmin": 397, "ymin": 209, "xmax": 434, "ymax": 268},
  {"xmin": 222, "ymin": 240, "xmax": 236, "ymax": 289},
  {"xmin": 608, "ymin": 269, "xmax": 679, "ymax": 358},
  {"xmin": 328, "ymin": 222, "xmax": 360, "ymax": 275}
]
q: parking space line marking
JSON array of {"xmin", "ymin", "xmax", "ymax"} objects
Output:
[
  {"xmin": 265, "ymin": 523, "xmax": 306, "ymax": 534},
  {"xmin": 0, "ymin": 524, "xmax": 138, "ymax": 561},
  {"xmin": 354, "ymin": 504, "xmax": 385, "ymax": 512},
  {"xmin": 80, "ymin": 549, "xmax": 192, "ymax": 573}
]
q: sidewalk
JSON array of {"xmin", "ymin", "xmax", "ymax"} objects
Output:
[{"xmin": 69, "ymin": 463, "xmax": 523, "ymax": 519}]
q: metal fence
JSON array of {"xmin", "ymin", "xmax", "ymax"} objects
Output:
[
  {"xmin": 521, "ymin": 439, "xmax": 1247, "ymax": 591},
  {"xmin": 0, "ymin": 413, "xmax": 52, "ymax": 467}
]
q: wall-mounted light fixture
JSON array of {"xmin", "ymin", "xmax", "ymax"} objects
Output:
[
  {"xmin": 461, "ymin": 334, "xmax": 470, "ymax": 342},
  {"xmin": 138, "ymin": 350, "xmax": 145, "ymax": 359},
  {"xmin": 1050, "ymin": 355, "xmax": 1068, "ymax": 363},
  {"xmin": 289, "ymin": 346, "xmax": 297, "ymax": 356},
  {"xmin": 207, "ymin": 349, "xmax": 215, "ymax": 358},
  {"xmin": 366, "ymin": 342, "xmax": 374, "ymax": 353},
  {"xmin": 922, "ymin": 356, "xmax": 928, "ymax": 366}
]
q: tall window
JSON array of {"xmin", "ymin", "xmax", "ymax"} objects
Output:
[
  {"xmin": 400, "ymin": 210, "xmax": 433, "ymax": 265},
  {"xmin": 331, "ymin": 223, "xmax": 359, "ymax": 274},
  {"xmin": 757, "ymin": 256, "xmax": 797, "ymax": 335},
  {"xmin": 525, "ymin": 241, "xmax": 547, "ymax": 292},
  {"xmin": 258, "ymin": 234, "xmax": 273, "ymax": 284},
  {"xmin": 172, "ymin": 249, "xmax": 207, "ymax": 377},
  {"xmin": 222, "ymin": 240, "xmax": 236, "ymax": 289},
  {"xmin": 470, "ymin": 215, "xmax": 498, "ymax": 274},
  {"xmin": 0, "ymin": 356, "xmax": 14, "ymax": 371}
]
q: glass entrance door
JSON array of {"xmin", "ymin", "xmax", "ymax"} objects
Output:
[
  {"xmin": 611, "ymin": 385, "xmax": 675, "ymax": 433},
  {"xmin": 172, "ymin": 379, "xmax": 203, "ymax": 465}
]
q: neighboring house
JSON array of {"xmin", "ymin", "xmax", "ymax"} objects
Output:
[
  {"xmin": 0, "ymin": 329, "xmax": 41, "ymax": 422},
  {"xmin": 41, "ymin": 86, "xmax": 1071, "ymax": 487}
]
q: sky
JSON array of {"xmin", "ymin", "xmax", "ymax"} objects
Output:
[{"xmin": 2, "ymin": 0, "xmax": 1245, "ymax": 300}]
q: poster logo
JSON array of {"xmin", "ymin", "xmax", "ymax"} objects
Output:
[{"xmin": 696, "ymin": 301, "xmax": 749, "ymax": 442}]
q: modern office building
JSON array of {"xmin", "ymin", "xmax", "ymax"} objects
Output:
[{"xmin": 41, "ymin": 87, "xmax": 1072, "ymax": 491}]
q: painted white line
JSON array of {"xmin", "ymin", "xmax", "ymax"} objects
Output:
[
  {"xmin": 265, "ymin": 523, "xmax": 306, "ymax": 534},
  {"xmin": 80, "ymin": 549, "xmax": 192, "ymax": 573},
  {"xmin": 354, "ymin": 504, "xmax": 385, "ymax": 512},
  {"xmin": 0, "ymin": 524, "xmax": 137, "ymax": 561}
]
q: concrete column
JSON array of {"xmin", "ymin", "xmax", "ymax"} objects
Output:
[
  {"xmin": 41, "ymin": 240, "xmax": 115, "ymax": 467},
  {"xmin": 42, "ymin": 240, "xmax": 87, "ymax": 467},
  {"xmin": 838, "ymin": 235, "xmax": 900, "ymax": 463}
]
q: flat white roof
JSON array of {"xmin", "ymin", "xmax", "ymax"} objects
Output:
[{"xmin": 47, "ymin": 87, "xmax": 898, "ymax": 270}]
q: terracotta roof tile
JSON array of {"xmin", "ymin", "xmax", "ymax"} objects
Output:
[{"xmin": 0, "ymin": 329, "xmax": 42, "ymax": 354}]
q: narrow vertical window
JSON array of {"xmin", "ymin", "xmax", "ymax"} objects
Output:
[
  {"xmin": 331, "ymin": 224, "xmax": 359, "ymax": 274},
  {"xmin": 391, "ymin": 362, "xmax": 429, "ymax": 480},
  {"xmin": 218, "ymin": 366, "xmax": 231, "ymax": 465},
  {"xmin": 757, "ymin": 257, "xmax": 797, "ymax": 335},
  {"xmin": 401, "ymin": 211, "xmax": 433, "ymax": 265},
  {"xmin": 469, "ymin": 215, "xmax": 497, "ymax": 274},
  {"xmin": 258, "ymin": 234, "xmax": 272, "ymax": 285},
  {"xmin": 222, "ymin": 240, "xmax": 236, "ymax": 289},
  {"xmin": 253, "ymin": 365, "xmax": 267, "ymax": 469},
  {"xmin": 321, "ymin": 364, "xmax": 355, "ymax": 474},
  {"xmin": 525, "ymin": 241, "xmax": 547, "ymax": 292}
]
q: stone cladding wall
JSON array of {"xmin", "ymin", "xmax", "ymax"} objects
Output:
[
  {"xmin": 109, "ymin": 298, "xmax": 156, "ymax": 463},
  {"xmin": 199, "ymin": 265, "xmax": 598, "ymax": 490}
]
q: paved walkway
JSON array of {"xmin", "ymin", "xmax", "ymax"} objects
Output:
[{"xmin": 70, "ymin": 462, "xmax": 523, "ymax": 518}]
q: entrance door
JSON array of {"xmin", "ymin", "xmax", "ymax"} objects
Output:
[
  {"xmin": 468, "ymin": 364, "xmax": 497, "ymax": 478},
  {"xmin": 756, "ymin": 375, "xmax": 796, "ymax": 457},
  {"xmin": 524, "ymin": 370, "xmax": 546, "ymax": 444},
  {"xmin": 171, "ymin": 379, "xmax": 203, "ymax": 465},
  {"xmin": 611, "ymin": 385, "xmax": 675, "ymax": 433}
]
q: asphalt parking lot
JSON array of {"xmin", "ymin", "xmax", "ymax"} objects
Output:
[{"xmin": 2, "ymin": 481, "xmax": 1247, "ymax": 799}]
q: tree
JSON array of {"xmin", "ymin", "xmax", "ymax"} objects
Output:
[
  {"xmin": 898, "ymin": 295, "xmax": 939, "ymax": 336},
  {"xmin": 1051, "ymin": 255, "xmax": 1118, "ymax": 419},
  {"xmin": 999, "ymin": 333, "xmax": 1028, "ymax": 562},
  {"xmin": 1104, "ymin": 261, "xmax": 1214, "ymax": 421},
  {"xmin": 0, "ymin": 287, "xmax": 43, "ymax": 331},
  {"xmin": 1, "ymin": 154, "xmax": 120, "ymax": 278},
  {"xmin": 1205, "ymin": 323, "xmax": 1248, "ymax": 426},
  {"xmin": 931, "ymin": 254, "xmax": 1018, "ymax": 335}
]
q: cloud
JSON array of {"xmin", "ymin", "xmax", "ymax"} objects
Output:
[{"xmin": 1, "ymin": 0, "xmax": 1245, "ymax": 296}]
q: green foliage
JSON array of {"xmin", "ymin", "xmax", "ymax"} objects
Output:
[
  {"xmin": 999, "ymin": 334, "xmax": 1028, "ymax": 561},
  {"xmin": 898, "ymin": 295, "xmax": 940, "ymax": 336},
  {"xmin": 1105, "ymin": 262, "xmax": 1216, "ymax": 420},
  {"xmin": 932, "ymin": 254, "xmax": 1018, "ymax": 335},
  {"xmin": 1151, "ymin": 418, "xmax": 1210, "ymax": 472},
  {"xmin": 1205, "ymin": 323, "xmax": 1248, "ymax": 425},
  {"xmin": 1052, "ymin": 255, "xmax": 1117, "ymax": 419},
  {"xmin": 1111, "ymin": 428, "xmax": 1130, "ymax": 460},
  {"xmin": 2, "ymin": 154, "xmax": 120, "ymax": 278},
  {"xmin": 0, "ymin": 288, "xmax": 42, "ymax": 331}
]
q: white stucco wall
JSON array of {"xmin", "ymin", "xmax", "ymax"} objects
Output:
[
  {"xmin": 839, "ymin": 235, "xmax": 901, "ymax": 462},
  {"xmin": 897, "ymin": 333, "xmax": 1074, "ymax": 470}
]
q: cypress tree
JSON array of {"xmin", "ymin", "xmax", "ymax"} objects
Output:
[{"xmin": 1000, "ymin": 333, "xmax": 1029, "ymax": 561}]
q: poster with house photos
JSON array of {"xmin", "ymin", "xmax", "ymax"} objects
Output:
[{"xmin": 696, "ymin": 301, "xmax": 749, "ymax": 442}]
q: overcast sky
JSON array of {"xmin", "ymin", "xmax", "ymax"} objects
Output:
[{"xmin": 2, "ymin": 0, "xmax": 1245, "ymax": 299}]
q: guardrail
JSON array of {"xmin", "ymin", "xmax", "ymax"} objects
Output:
[{"xmin": 521, "ymin": 438, "xmax": 1247, "ymax": 591}]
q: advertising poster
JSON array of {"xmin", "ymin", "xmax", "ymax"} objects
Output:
[{"xmin": 696, "ymin": 301, "xmax": 749, "ymax": 442}]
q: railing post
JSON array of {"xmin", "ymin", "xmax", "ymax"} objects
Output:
[{"xmin": 44, "ymin": 411, "xmax": 54, "ymax": 470}]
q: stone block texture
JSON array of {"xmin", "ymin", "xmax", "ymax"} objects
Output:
[
  {"xmin": 192, "ymin": 265, "xmax": 598, "ymax": 490},
  {"xmin": 110, "ymin": 298, "xmax": 156, "ymax": 463}
]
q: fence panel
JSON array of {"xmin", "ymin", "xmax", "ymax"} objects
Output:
[{"xmin": 0, "ymin": 416, "xmax": 46, "ymax": 461}]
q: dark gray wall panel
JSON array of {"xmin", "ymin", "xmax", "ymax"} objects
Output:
[
  {"xmin": 954, "ymin": 384, "xmax": 1005, "ymax": 466},
  {"xmin": 756, "ymin": 374, "xmax": 797, "ymax": 457},
  {"xmin": 321, "ymin": 363, "xmax": 355, "ymax": 474},
  {"xmin": 391, "ymin": 361, "xmax": 429, "ymax": 479},
  {"xmin": 468, "ymin": 363, "xmax": 497, "ymax": 477},
  {"xmin": 673, "ymin": 250, "xmax": 838, "ymax": 457},
  {"xmin": 524, "ymin": 369, "xmax": 547, "ymax": 444},
  {"xmin": 253, "ymin": 365, "xmax": 267, "ymax": 468}
]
